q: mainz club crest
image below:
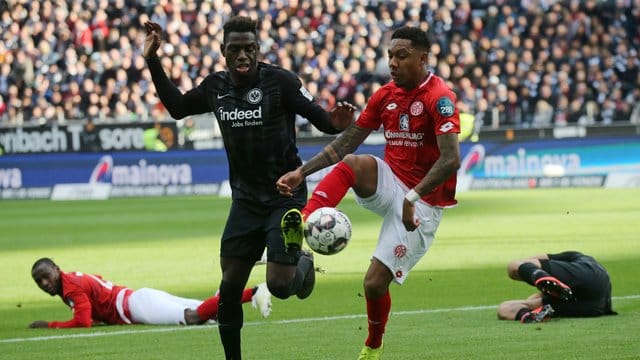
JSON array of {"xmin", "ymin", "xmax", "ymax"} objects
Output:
[{"xmin": 410, "ymin": 101, "xmax": 424, "ymax": 116}]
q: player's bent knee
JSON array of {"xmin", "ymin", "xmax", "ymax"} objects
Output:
[
  {"xmin": 507, "ymin": 260, "xmax": 523, "ymax": 279},
  {"xmin": 363, "ymin": 279, "xmax": 388, "ymax": 299},
  {"xmin": 268, "ymin": 285, "xmax": 292, "ymax": 300},
  {"xmin": 266, "ymin": 279, "xmax": 292, "ymax": 300},
  {"xmin": 341, "ymin": 154, "xmax": 359, "ymax": 167}
]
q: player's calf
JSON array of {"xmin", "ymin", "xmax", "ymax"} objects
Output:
[{"xmin": 296, "ymin": 250, "xmax": 315, "ymax": 299}]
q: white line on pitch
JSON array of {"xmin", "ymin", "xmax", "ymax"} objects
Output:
[{"xmin": 1, "ymin": 295, "xmax": 638, "ymax": 344}]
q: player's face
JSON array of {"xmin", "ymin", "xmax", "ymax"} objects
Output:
[
  {"xmin": 387, "ymin": 39, "xmax": 428, "ymax": 89},
  {"xmin": 223, "ymin": 32, "xmax": 259, "ymax": 82},
  {"xmin": 32, "ymin": 264, "xmax": 61, "ymax": 296}
]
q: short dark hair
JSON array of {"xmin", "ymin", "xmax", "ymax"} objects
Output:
[
  {"xmin": 391, "ymin": 26, "xmax": 431, "ymax": 50},
  {"xmin": 223, "ymin": 16, "xmax": 258, "ymax": 44},
  {"xmin": 32, "ymin": 257, "xmax": 57, "ymax": 271}
]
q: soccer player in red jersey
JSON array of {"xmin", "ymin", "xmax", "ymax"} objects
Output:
[
  {"xmin": 277, "ymin": 26, "xmax": 461, "ymax": 359},
  {"xmin": 29, "ymin": 258, "xmax": 271, "ymax": 328}
]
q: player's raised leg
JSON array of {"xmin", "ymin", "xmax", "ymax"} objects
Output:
[{"xmin": 301, "ymin": 161, "xmax": 358, "ymax": 220}]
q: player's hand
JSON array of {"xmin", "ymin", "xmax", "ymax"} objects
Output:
[
  {"xmin": 143, "ymin": 21, "xmax": 163, "ymax": 58},
  {"xmin": 276, "ymin": 169, "xmax": 304, "ymax": 197},
  {"xmin": 29, "ymin": 320, "xmax": 48, "ymax": 328},
  {"xmin": 330, "ymin": 101, "xmax": 356, "ymax": 131},
  {"xmin": 401, "ymin": 199, "xmax": 420, "ymax": 232}
]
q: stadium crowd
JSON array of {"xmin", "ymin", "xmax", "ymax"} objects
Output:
[{"xmin": 0, "ymin": 0, "xmax": 639, "ymax": 134}]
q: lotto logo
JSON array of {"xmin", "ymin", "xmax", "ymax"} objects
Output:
[{"xmin": 439, "ymin": 122, "xmax": 454, "ymax": 133}]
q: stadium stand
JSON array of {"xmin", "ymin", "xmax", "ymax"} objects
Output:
[{"xmin": 0, "ymin": 0, "xmax": 638, "ymax": 140}]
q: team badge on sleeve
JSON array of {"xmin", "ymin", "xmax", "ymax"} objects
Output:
[{"xmin": 436, "ymin": 97, "xmax": 455, "ymax": 117}]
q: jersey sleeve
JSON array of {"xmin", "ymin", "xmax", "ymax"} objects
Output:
[
  {"xmin": 427, "ymin": 87, "xmax": 460, "ymax": 135},
  {"xmin": 279, "ymin": 71, "xmax": 340, "ymax": 134},
  {"xmin": 48, "ymin": 285, "xmax": 93, "ymax": 328},
  {"xmin": 355, "ymin": 88, "xmax": 385, "ymax": 130},
  {"xmin": 146, "ymin": 56, "xmax": 211, "ymax": 119}
]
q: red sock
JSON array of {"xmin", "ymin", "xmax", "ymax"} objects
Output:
[
  {"xmin": 196, "ymin": 295, "xmax": 219, "ymax": 321},
  {"xmin": 364, "ymin": 290, "xmax": 391, "ymax": 349},
  {"xmin": 302, "ymin": 161, "xmax": 356, "ymax": 220},
  {"xmin": 241, "ymin": 287, "xmax": 254, "ymax": 303},
  {"xmin": 197, "ymin": 288, "xmax": 254, "ymax": 320}
]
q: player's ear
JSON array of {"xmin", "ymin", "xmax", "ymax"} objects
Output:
[{"xmin": 420, "ymin": 50, "xmax": 428, "ymax": 65}]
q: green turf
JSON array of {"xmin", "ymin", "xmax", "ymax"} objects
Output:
[{"xmin": 1, "ymin": 188, "xmax": 639, "ymax": 359}]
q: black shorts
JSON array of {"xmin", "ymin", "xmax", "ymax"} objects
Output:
[
  {"xmin": 220, "ymin": 198, "xmax": 303, "ymax": 265},
  {"xmin": 540, "ymin": 254, "xmax": 614, "ymax": 317}
]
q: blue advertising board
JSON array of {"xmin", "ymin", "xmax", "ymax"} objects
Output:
[{"xmin": 1, "ymin": 136, "xmax": 639, "ymax": 199}]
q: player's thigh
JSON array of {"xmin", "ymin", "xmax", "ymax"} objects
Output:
[
  {"xmin": 355, "ymin": 156, "xmax": 398, "ymax": 217},
  {"xmin": 343, "ymin": 154, "xmax": 379, "ymax": 196},
  {"xmin": 221, "ymin": 201, "xmax": 269, "ymax": 261},
  {"xmin": 542, "ymin": 258, "xmax": 592, "ymax": 289},
  {"xmin": 372, "ymin": 195, "xmax": 443, "ymax": 284},
  {"xmin": 547, "ymin": 298, "xmax": 605, "ymax": 317},
  {"xmin": 264, "ymin": 206, "xmax": 299, "ymax": 266},
  {"xmin": 129, "ymin": 288, "xmax": 196, "ymax": 325}
]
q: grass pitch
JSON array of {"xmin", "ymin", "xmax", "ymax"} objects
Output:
[{"xmin": 1, "ymin": 188, "xmax": 639, "ymax": 359}]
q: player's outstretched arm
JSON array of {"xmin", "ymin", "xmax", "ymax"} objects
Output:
[
  {"xmin": 143, "ymin": 21, "xmax": 162, "ymax": 59},
  {"xmin": 303, "ymin": 124, "xmax": 371, "ymax": 176},
  {"xmin": 143, "ymin": 21, "xmax": 209, "ymax": 119},
  {"xmin": 276, "ymin": 124, "xmax": 371, "ymax": 197},
  {"xmin": 29, "ymin": 320, "xmax": 49, "ymax": 328}
]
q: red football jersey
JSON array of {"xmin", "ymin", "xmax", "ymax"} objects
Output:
[
  {"xmin": 356, "ymin": 73, "xmax": 460, "ymax": 207},
  {"xmin": 48, "ymin": 271, "xmax": 130, "ymax": 328}
]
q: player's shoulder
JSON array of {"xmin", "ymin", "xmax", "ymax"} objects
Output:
[
  {"xmin": 370, "ymin": 82, "xmax": 395, "ymax": 101},
  {"xmin": 205, "ymin": 70, "xmax": 229, "ymax": 83},
  {"xmin": 419, "ymin": 74, "xmax": 457, "ymax": 119},
  {"xmin": 423, "ymin": 73, "xmax": 456, "ymax": 98},
  {"xmin": 60, "ymin": 271, "xmax": 86, "ymax": 291},
  {"xmin": 259, "ymin": 62, "xmax": 298, "ymax": 82}
]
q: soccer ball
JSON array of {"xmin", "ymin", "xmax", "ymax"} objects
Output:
[{"xmin": 304, "ymin": 207, "xmax": 352, "ymax": 255}]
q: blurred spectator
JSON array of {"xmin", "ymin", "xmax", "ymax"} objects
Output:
[
  {"xmin": 0, "ymin": 0, "xmax": 637, "ymax": 140},
  {"xmin": 143, "ymin": 121, "xmax": 168, "ymax": 152},
  {"xmin": 80, "ymin": 118, "xmax": 101, "ymax": 152}
]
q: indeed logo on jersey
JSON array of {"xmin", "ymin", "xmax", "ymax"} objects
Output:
[{"xmin": 217, "ymin": 106, "xmax": 262, "ymax": 121}]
